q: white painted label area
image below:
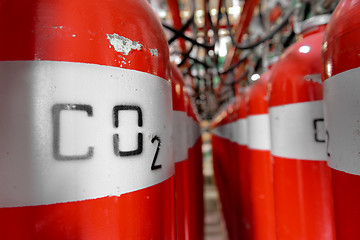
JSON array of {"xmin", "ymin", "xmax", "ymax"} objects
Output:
[
  {"xmin": 269, "ymin": 100, "xmax": 326, "ymax": 160},
  {"xmin": 186, "ymin": 115, "xmax": 201, "ymax": 151},
  {"xmin": 248, "ymin": 114, "xmax": 271, "ymax": 151},
  {"xmin": 172, "ymin": 111, "xmax": 201, "ymax": 163},
  {"xmin": 173, "ymin": 111, "xmax": 188, "ymax": 163},
  {"xmin": 211, "ymin": 118, "xmax": 248, "ymax": 146},
  {"xmin": 0, "ymin": 61, "xmax": 174, "ymax": 207},
  {"xmin": 324, "ymin": 67, "xmax": 360, "ymax": 175}
]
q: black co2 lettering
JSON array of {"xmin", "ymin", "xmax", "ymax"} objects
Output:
[
  {"xmin": 326, "ymin": 130, "xmax": 331, "ymax": 157},
  {"xmin": 151, "ymin": 135, "xmax": 162, "ymax": 170},
  {"xmin": 313, "ymin": 118, "xmax": 326, "ymax": 143},
  {"xmin": 52, "ymin": 104, "xmax": 94, "ymax": 160},
  {"xmin": 52, "ymin": 103, "xmax": 162, "ymax": 171},
  {"xmin": 113, "ymin": 105, "xmax": 143, "ymax": 157}
]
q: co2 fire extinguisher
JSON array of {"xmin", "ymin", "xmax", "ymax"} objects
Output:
[
  {"xmin": 268, "ymin": 15, "xmax": 335, "ymax": 240},
  {"xmin": 233, "ymin": 89, "xmax": 253, "ymax": 240},
  {"xmin": 322, "ymin": 1, "xmax": 360, "ymax": 239},
  {"xmin": 185, "ymin": 92, "xmax": 205, "ymax": 240},
  {"xmin": 0, "ymin": 0, "xmax": 176, "ymax": 239},
  {"xmin": 247, "ymin": 70, "xmax": 276, "ymax": 240},
  {"xmin": 211, "ymin": 102, "xmax": 240, "ymax": 240},
  {"xmin": 172, "ymin": 64, "xmax": 204, "ymax": 240}
]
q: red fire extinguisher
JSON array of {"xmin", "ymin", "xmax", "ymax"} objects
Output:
[
  {"xmin": 211, "ymin": 102, "xmax": 239, "ymax": 240},
  {"xmin": 0, "ymin": 0, "xmax": 176, "ymax": 239},
  {"xmin": 268, "ymin": 15, "xmax": 335, "ymax": 240},
  {"xmin": 229, "ymin": 94, "xmax": 247, "ymax": 240},
  {"xmin": 171, "ymin": 64, "xmax": 189, "ymax": 240},
  {"xmin": 322, "ymin": 1, "xmax": 360, "ymax": 239},
  {"xmin": 185, "ymin": 92, "xmax": 205, "ymax": 240},
  {"xmin": 233, "ymin": 89, "xmax": 252, "ymax": 240},
  {"xmin": 247, "ymin": 70, "xmax": 276, "ymax": 240},
  {"xmin": 172, "ymin": 64, "xmax": 204, "ymax": 240},
  {"xmin": 212, "ymin": 89, "xmax": 252, "ymax": 240}
]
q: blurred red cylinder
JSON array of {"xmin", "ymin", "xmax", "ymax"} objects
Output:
[
  {"xmin": 322, "ymin": 1, "xmax": 360, "ymax": 239},
  {"xmin": 185, "ymin": 92, "xmax": 205, "ymax": 240},
  {"xmin": 247, "ymin": 71, "xmax": 276, "ymax": 240},
  {"xmin": 211, "ymin": 103, "xmax": 238, "ymax": 240},
  {"xmin": 268, "ymin": 16, "xmax": 334, "ymax": 240},
  {"xmin": 0, "ymin": 0, "xmax": 176, "ymax": 239},
  {"xmin": 233, "ymin": 90, "xmax": 253, "ymax": 240},
  {"xmin": 172, "ymin": 65, "xmax": 204, "ymax": 240},
  {"xmin": 211, "ymin": 90, "xmax": 252, "ymax": 240}
]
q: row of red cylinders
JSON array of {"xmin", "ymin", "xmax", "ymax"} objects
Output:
[
  {"xmin": 211, "ymin": 1, "xmax": 360, "ymax": 239},
  {"xmin": 171, "ymin": 65, "xmax": 205, "ymax": 240},
  {"xmin": 0, "ymin": 0, "xmax": 205, "ymax": 239}
]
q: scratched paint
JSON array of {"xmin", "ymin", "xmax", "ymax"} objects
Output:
[
  {"xmin": 149, "ymin": 48, "xmax": 159, "ymax": 57},
  {"xmin": 304, "ymin": 74, "xmax": 322, "ymax": 84},
  {"xmin": 106, "ymin": 33, "xmax": 142, "ymax": 55}
]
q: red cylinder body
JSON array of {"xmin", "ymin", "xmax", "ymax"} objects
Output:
[
  {"xmin": 211, "ymin": 103, "xmax": 236, "ymax": 240},
  {"xmin": 211, "ymin": 91, "xmax": 252, "ymax": 240},
  {"xmin": 212, "ymin": 101, "xmax": 246, "ymax": 240},
  {"xmin": 0, "ymin": 1, "xmax": 175, "ymax": 239},
  {"xmin": 247, "ymin": 71, "xmax": 276, "ymax": 240},
  {"xmin": 233, "ymin": 90, "xmax": 252, "ymax": 240},
  {"xmin": 268, "ymin": 23, "xmax": 334, "ymax": 240},
  {"xmin": 322, "ymin": 1, "xmax": 360, "ymax": 239},
  {"xmin": 172, "ymin": 65, "xmax": 204, "ymax": 240},
  {"xmin": 185, "ymin": 93, "xmax": 205, "ymax": 240}
]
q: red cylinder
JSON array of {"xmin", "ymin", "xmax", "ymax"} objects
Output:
[
  {"xmin": 268, "ymin": 16, "xmax": 335, "ymax": 240},
  {"xmin": 185, "ymin": 92, "xmax": 205, "ymax": 240},
  {"xmin": 172, "ymin": 64, "xmax": 204, "ymax": 240},
  {"xmin": 0, "ymin": 0, "xmax": 175, "ymax": 239},
  {"xmin": 233, "ymin": 90, "xmax": 252, "ymax": 240},
  {"xmin": 322, "ymin": 1, "xmax": 360, "ymax": 239},
  {"xmin": 211, "ymin": 90, "xmax": 252, "ymax": 240},
  {"xmin": 211, "ymin": 103, "xmax": 239, "ymax": 240},
  {"xmin": 247, "ymin": 70, "xmax": 276, "ymax": 240}
]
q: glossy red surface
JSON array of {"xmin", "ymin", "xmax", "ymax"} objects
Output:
[
  {"xmin": 247, "ymin": 71, "xmax": 276, "ymax": 240},
  {"xmin": 211, "ymin": 104, "xmax": 239, "ymax": 240},
  {"xmin": 248, "ymin": 150, "xmax": 275, "ymax": 240},
  {"xmin": 269, "ymin": 26, "xmax": 334, "ymax": 239},
  {"xmin": 0, "ymin": 0, "xmax": 174, "ymax": 238},
  {"xmin": 273, "ymin": 157, "xmax": 334, "ymax": 240},
  {"xmin": 212, "ymin": 92, "xmax": 253, "ymax": 240},
  {"xmin": 175, "ymin": 140, "xmax": 204, "ymax": 240},
  {"xmin": 269, "ymin": 31, "xmax": 324, "ymax": 107},
  {"xmin": 322, "ymin": 0, "xmax": 360, "ymax": 79},
  {"xmin": 228, "ymin": 100, "xmax": 243, "ymax": 240},
  {"xmin": 330, "ymin": 168, "xmax": 360, "ymax": 240},
  {"xmin": 248, "ymin": 71, "xmax": 270, "ymax": 115},
  {"xmin": 235, "ymin": 143, "xmax": 252, "ymax": 240},
  {"xmin": 172, "ymin": 64, "xmax": 204, "ymax": 240},
  {"xmin": 171, "ymin": 64, "xmax": 186, "ymax": 112},
  {"xmin": 0, "ymin": 0, "xmax": 170, "ymax": 80},
  {"xmin": 322, "ymin": 1, "xmax": 360, "ymax": 239},
  {"xmin": 211, "ymin": 134, "xmax": 235, "ymax": 239},
  {"xmin": 234, "ymin": 93, "xmax": 253, "ymax": 240},
  {"xmin": 186, "ymin": 138, "xmax": 205, "ymax": 240},
  {"xmin": 185, "ymin": 100, "xmax": 205, "ymax": 240},
  {"xmin": 0, "ymin": 177, "xmax": 176, "ymax": 239}
]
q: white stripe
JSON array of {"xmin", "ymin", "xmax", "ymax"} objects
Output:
[
  {"xmin": 269, "ymin": 100, "xmax": 326, "ymax": 160},
  {"xmin": 232, "ymin": 118, "xmax": 248, "ymax": 145},
  {"xmin": 186, "ymin": 115, "xmax": 201, "ymax": 150},
  {"xmin": 211, "ymin": 122, "xmax": 232, "ymax": 141},
  {"xmin": 212, "ymin": 118, "xmax": 248, "ymax": 145},
  {"xmin": 324, "ymin": 67, "xmax": 360, "ymax": 175},
  {"xmin": 0, "ymin": 61, "xmax": 174, "ymax": 207},
  {"xmin": 172, "ymin": 111, "xmax": 201, "ymax": 163},
  {"xmin": 248, "ymin": 114, "xmax": 271, "ymax": 150},
  {"xmin": 173, "ymin": 111, "xmax": 188, "ymax": 163}
]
